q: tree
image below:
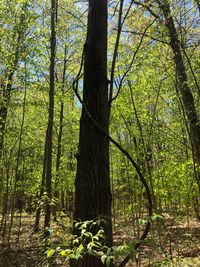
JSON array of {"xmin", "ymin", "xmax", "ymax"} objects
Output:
[
  {"xmin": 44, "ymin": 0, "xmax": 57, "ymax": 234},
  {"xmin": 157, "ymin": 0, "xmax": 200, "ymax": 187},
  {"xmin": 72, "ymin": 0, "xmax": 113, "ymax": 266},
  {"xmin": 0, "ymin": 0, "xmax": 27, "ymax": 208}
]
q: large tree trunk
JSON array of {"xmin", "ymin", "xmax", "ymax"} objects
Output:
[
  {"xmin": 158, "ymin": 1, "xmax": 200, "ymax": 221},
  {"xmin": 72, "ymin": 0, "xmax": 113, "ymax": 266},
  {"xmin": 160, "ymin": 1, "xmax": 200, "ymax": 191}
]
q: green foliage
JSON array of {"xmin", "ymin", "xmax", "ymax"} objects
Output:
[
  {"xmin": 0, "ymin": 0, "xmax": 199, "ymax": 265},
  {"xmin": 46, "ymin": 219, "xmax": 114, "ymax": 266}
]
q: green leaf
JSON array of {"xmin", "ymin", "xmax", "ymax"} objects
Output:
[
  {"xmin": 101, "ymin": 254, "xmax": 107, "ymax": 264},
  {"xmin": 47, "ymin": 249, "xmax": 55, "ymax": 258}
]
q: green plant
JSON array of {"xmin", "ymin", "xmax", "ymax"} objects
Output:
[{"xmin": 46, "ymin": 219, "xmax": 114, "ymax": 266}]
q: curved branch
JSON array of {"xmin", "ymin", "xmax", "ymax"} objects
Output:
[{"xmin": 72, "ymin": 60, "xmax": 153, "ymax": 266}]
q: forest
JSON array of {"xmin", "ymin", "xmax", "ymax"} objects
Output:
[{"xmin": 0, "ymin": 0, "xmax": 200, "ymax": 266}]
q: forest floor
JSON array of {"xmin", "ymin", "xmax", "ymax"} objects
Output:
[{"xmin": 0, "ymin": 213, "xmax": 200, "ymax": 267}]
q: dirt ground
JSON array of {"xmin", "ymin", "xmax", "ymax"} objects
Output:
[{"xmin": 0, "ymin": 214, "xmax": 200, "ymax": 266}]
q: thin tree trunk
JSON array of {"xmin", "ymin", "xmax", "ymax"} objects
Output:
[
  {"xmin": 0, "ymin": 2, "xmax": 26, "ymax": 215},
  {"xmin": 44, "ymin": 0, "xmax": 56, "ymax": 234},
  {"xmin": 34, "ymin": 135, "xmax": 47, "ymax": 232},
  {"xmin": 7, "ymin": 60, "xmax": 27, "ymax": 244},
  {"xmin": 53, "ymin": 45, "xmax": 67, "ymax": 220}
]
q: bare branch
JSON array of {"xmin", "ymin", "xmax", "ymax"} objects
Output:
[
  {"xmin": 111, "ymin": 18, "xmax": 157, "ymax": 103},
  {"xmin": 72, "ymin": 51, "xmax": 152, "ymax": 267},
  {"xmin": 109, "ymin": 0, "xmax": 135, "ymax": 104},
  {"xmin": 121, "ymin": 29, "xmax": 169, "ymax": 45}
]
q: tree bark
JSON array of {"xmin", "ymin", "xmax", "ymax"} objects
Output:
[
  {"xmin": 44, "ymin": 0, "xmax": 56, "ymax": 234},
  {"xmin": 34, "ymin": 134, "xmax": 47, "ymax": 232},
  {"xmin": 0, "ymin": 1, "xmax": 26, "ymax": 229},
  {"xmin": 159, "ymin": 1, "xmax": 200, "ymax": 191},
  {"xmin": 156, "ymin": 1, "xmax": 200, "ymax": 221},
  {"xmin": 72, "ymin": 0, "xmax": 113, "ymax": 266},
  {"xmin": 53, "ymin": 45, "xmax": 67, "ymax": 220}
]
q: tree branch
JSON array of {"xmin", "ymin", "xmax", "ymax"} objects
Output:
[
  {"xmin": 72, "ymin": 48, "xmax": 153, "ymax": 267},
  {"xmin": 111, "ymin": 18, "xmax": 157, "ymax": 103}
]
